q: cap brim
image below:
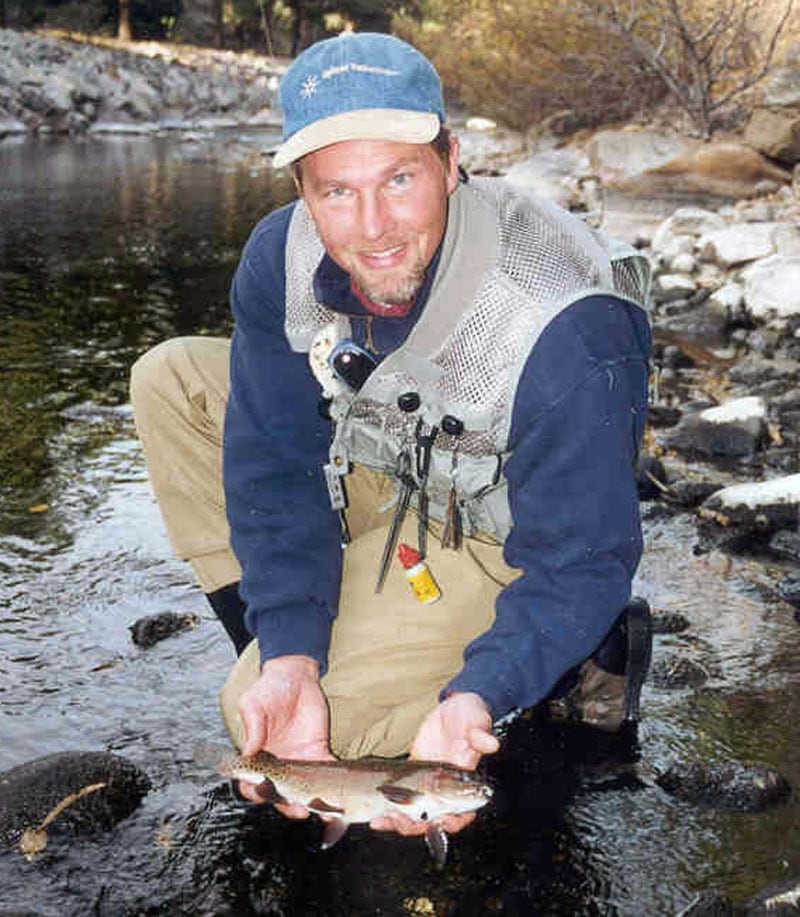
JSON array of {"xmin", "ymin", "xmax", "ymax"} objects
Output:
[{"xmin": 273, "ymin": 108, "xmax": 442, "ymax": 168}]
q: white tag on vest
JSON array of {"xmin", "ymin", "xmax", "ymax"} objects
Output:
[{"xmin": 323, "ymin": 463, "xmax": 347, "ymax": 510}]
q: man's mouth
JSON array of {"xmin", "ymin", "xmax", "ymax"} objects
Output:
[{"xmin": 357, "ymin": 244, "xmax": 407, "ymax": 269}]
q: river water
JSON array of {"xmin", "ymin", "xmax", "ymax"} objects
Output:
[{"xmin": 0, "ymin": 133, "xmax": 798, "ymax": 916}]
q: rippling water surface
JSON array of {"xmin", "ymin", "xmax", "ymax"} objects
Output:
[{"xmin": 0, "ymin": 133, "xmax": 798, "ymax": 916}]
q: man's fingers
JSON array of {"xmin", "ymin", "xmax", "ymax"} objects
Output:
[
  {"xmin": 239, "ymin": 703, "xmax": 266, "ymax": 757},
  {"xmin": 469, "ymin": 727, "xmax": 500, "ymax": 756},
  {"xmin": 275, "ymin": 802, "xmax": 311, "ymax": 820}
]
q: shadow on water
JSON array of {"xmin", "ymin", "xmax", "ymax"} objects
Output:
[{"xmin": 0, "ymin": 134, "xmax": 798, "ymax": 916}]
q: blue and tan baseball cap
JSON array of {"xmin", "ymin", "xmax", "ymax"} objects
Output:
[{"xmin": 273, "ymin": 32, "xmax": 445, "ymax": 168}]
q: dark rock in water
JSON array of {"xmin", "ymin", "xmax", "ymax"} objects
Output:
[
  {"xmin": 650, "ymin": 653, "xmax": 710, "ymax": 689},
  {"xmin": 651, "ymin": 610, "xmax": 691, "ymax": 634},
  {"xmin": 646, "ymin": 403, "xmax": 682, "ymax": 428},
  {"xmin": 744, "ymin": 877, "xmax": 800, "ymax": 915},
  {"xmin": 661, "ymin": 413, "xmax": 766, "ymax": 459},
  {"xmin": 666, "ymin": 479, "xmax": 723, "ymax": 508},
  {"xmin": 636, "ymin": 453, "xmax": 669, "ymax": 501},
  {"xmin": 770, "ymin": 530, "xmax": 800, "ymax": 563},
  {"xmin": 655, "ymin": 760, "xmax": 792, "ymax": 811},
  {"xmin": 0, "ymin": 751, "xmax": 151, "ymax": 847},
  {"xmin": 777, "ymin": 575, "xmax": 800, "ymax": 609},
  {"xmin": 129, "ymin": 610, "xmax": 199, "ymax": 648},
  {"xmin": 678, "ymin": 892, "xmax": 740, "ymax": 916}
]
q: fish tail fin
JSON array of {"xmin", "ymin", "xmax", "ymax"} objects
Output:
[
  {"xmin": 424, "ymin": 824, "xmax": 448, "ymax": 868},
  {"xmin": 320, "ymin": 818, "xmax": 349, "ymax": 851},
  {"xmin": 192, "ymin": 741, "xmax": 235, "ymax": 771}
]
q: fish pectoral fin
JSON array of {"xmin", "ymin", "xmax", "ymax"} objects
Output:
[
  {"xmin": 377, "ymin": 784, "xmax": 423, "ymax": 805},
  {"xmin": 308, "ymin": 797, "xmax": 346, "ymax": 815},
  {"xmin": 255, "ymin": 778, "xmax": 287, "ymax": 806},
  {"xmin": 424, "ymin": 824, "xmax": 448, "ymax": 868},
  {"xmin": 320, "ymin": 818, "xmax": 349, "ymax": 850}
]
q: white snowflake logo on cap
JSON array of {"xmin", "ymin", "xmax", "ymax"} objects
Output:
[{"xmin": 300, "ymin": 74, "xmax": 319, "ymax": 99}]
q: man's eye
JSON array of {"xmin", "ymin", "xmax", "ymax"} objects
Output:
[
  {"xmin": 389, "ymin": 172, "xmax": 412, "ymax": 188},
  {"xmin": 325, "ymin": 187, "xmax": 349, "ymax": 199}
]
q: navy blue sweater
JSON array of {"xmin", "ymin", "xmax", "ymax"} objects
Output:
[{"xmin": 223, "ymin": 194, "xmax": 651, "ymax": 721}]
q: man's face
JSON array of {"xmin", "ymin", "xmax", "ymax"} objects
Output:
[{"xmin": 297, "ymin": 136, "xmax": 460, "ymax": 309}]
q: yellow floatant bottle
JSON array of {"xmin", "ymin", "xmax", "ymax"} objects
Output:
[{"xmin": 398, "ymin": 543, "xmax": 442, "ymax": 605}]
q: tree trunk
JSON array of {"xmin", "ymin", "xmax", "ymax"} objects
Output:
[
  {"xmin": 0, "ymin": 0, "xmax": 7, "ymax": 30},
  {"xmin": 117, "ymin": 0, "xmax": 132, "ymax": 41}
]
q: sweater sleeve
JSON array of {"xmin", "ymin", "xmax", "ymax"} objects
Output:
[
  {"xmin": 443, "ymin": 294, "xmax": 651, "ymax": 719},
  {"xmin": 223, "ymin": 205, "xmax": 343, "ymax": 671}
]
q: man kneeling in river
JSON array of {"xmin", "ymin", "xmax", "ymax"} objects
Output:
[{"xmin": 130, "ymin": 32, "xmax": 654, "ymax": 841}]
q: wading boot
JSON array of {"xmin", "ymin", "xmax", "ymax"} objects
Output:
[
  {"xmin": 547, "ymin": 598, "xmax": 653, "ymax": 732},
  {"xmin": 205, "ymin": 582, "xmax": 252, "ymax": 656}
]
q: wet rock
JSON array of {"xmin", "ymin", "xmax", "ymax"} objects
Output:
[
  {"xmin": 744, "ymin": 877, "xmax": 800, "ymax": 915},
  {"xmin": 660, "ymin": 302, "xmax": 731, "ymax": 348},
  {"xmin": 650, "ymin": 610, "xmax": 691, "ymax": 634},
  {"xmin": 727, "ymin": 357, "xmax": 800, "ymax": 387},
  {"xmin": 678, "ymin": 892, "xmax": 739, "ymax": 916},
  {"xmin": 777, "ymin": 575, "xmax": 800, "ymax": 608},
  {"xmin": 770, "ymin": 529, "xmax": 800, "ymax": 562},
  {"xmin": 0, "ymin": 751, "xmax": 151, "ymax": 847},
  {"xmin": 129, "ymin": 610, "xmax": 199, "ymax": 648},
  {"xmin": 649, "ymin": 653, "xmax": 710, "ymax": 689},
  {"xmin": 664, "ymin": 479, "xmax": 723, "ymax": 508},
  {"xmin": 654, "ymin": 760, "xmax": 792, "ymax": 811},
  {"xmin": 647, "ymin": 403, "xmax": 683, "ymax": 428},
  {"xmin": 702, "ymin": 474, "xmax": 800, "ymax": 531},
  {"xmin": 661, "ymin": 397, "xmax": 767, "ymax": 459},
  {"xmin": 636, "ymin": 454, "xmax": 668, "ymax": 501}
]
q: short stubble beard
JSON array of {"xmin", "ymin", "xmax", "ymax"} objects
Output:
[{"xmin": 353, "ymin": 256, "xmax": 428, "ymax": 309}]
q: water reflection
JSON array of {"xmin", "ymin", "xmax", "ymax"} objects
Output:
[{"xmin": 0, "ymin": 132, "xmax": 295, "ymax": 517}]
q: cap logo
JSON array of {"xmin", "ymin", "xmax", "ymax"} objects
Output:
[{"xmin": 300, "ymin": 75, "xmax": 319, "ymax": 99}]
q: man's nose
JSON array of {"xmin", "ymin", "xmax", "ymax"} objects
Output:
[{"xmin": 358, "ymin": 192, "xmax": 394, "ymax": 240}]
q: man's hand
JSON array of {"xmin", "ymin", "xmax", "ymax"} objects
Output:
[
  {"xmin": 370, "ymin": 692, "xmax": 499, "ymax": 837},
  {"xmin": 237, "ymin": 654, "xmax": 334, "ymax": 815}
]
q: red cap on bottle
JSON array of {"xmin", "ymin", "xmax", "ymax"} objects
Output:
[{"xmin": 398, "ymin": 543, "xmax": 421, "ymax": 568}]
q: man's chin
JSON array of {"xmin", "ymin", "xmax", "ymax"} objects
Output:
[{"xmin": 356, "ymin": 274, "xmax": 424, "ymax": 308}]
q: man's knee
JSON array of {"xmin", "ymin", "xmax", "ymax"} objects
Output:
[{"xmin": 130, "ymin": 337, "xmax": 193, "ymax": 409}]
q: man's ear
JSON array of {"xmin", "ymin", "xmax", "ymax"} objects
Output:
[{"xmin": 446, "ymin": 135, "xmax": 461, "ymax": 195}]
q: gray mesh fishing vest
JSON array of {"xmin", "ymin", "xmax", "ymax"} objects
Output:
[{"xmin": 284, "ymin": 177, "xmax": 651, "ymax": 541}]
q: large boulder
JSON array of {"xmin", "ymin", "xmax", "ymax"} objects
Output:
[
  {"xmin": 660, "ymin": 397, "xmax": 768, "ymax": 458},
  {"xmin": 589, "ymin": 131, "xmax": 790, "ymax": 198},
  {"xmin": 745, "ymin": 107, "xmax": 800, "ymax": 165}
]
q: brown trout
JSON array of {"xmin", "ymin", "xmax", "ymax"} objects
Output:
[{"xmin": 217, "ymin": 750, "xmax": 493, "ymax": 865}]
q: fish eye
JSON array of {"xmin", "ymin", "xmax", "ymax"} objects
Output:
[{"xmin": 420, "ymin": 811, "xmax": 428, "ymax": 821}]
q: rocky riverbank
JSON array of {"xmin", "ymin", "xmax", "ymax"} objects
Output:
[{"xmin": 0, "ymin": 28, "xmax": 286, "ymax": 135}]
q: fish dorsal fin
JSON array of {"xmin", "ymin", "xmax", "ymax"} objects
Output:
[
  {"xmin": 377, "ymin": 784, "xmax": 423, "ymax": 805},
  {"xmin": 308, "ymin": 797, "xmax": 346, "ymax": 815},
  {"xmin": 425, "ymin": 825, "xmax": 448, "ymax": 868},
  {"xmin": 320, "ymin": 818, "xmax": 349, "ymax": 850}
]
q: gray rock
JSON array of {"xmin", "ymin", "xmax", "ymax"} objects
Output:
[
  {"xmin": 743, "ymin": 255, "xmax": 800, "ymax": 318},
  {"xmin": 661, "ymin": 398, "xmax": 767, "ymax": 458}
]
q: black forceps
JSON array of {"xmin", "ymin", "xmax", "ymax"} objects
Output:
[
  {"xmin": 375, "ymin": 449, "xmax": 418, "ymax": 593},
  {"xmin": 414, "ymin": 420, "xmax": 438, "ymax": 559}
]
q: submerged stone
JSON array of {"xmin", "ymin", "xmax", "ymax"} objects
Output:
[
  {"xmin": 655, "ymin": 760, "xmax": 792, "ymax": 811},
  {"xmin": 0, "ymin": 751, "xmax": 151, "ymax": 848},
  {"xmin": 129, "ymin": 610, "xmax": 199, "ymax": 648}
]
